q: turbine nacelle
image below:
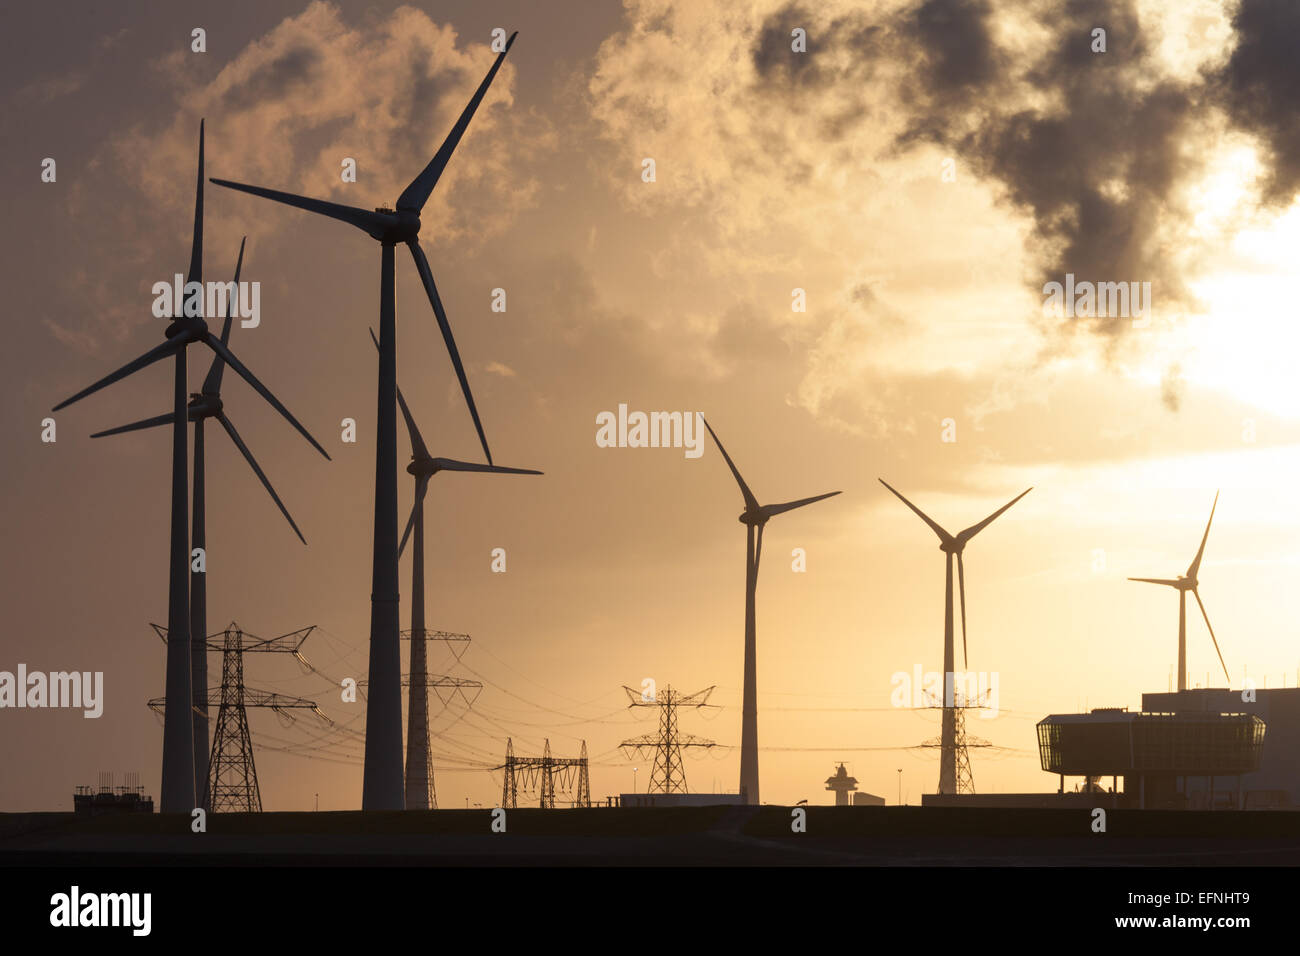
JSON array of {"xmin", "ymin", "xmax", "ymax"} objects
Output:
[
  {"xmin": 187, "ymin": 393, "xmax": 224, "ymax": 418},
  {"xmin": 375, "ymin": 207, "xmax": 421, "ymax": 244},
  {"xmin": 164, "ymin": 314, "xmax": 210, "ymax": 341}
]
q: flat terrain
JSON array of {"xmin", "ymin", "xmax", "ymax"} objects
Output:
[{"xmin": 3, "ymin": 806, "xmax": 1299, "ymax": 866}]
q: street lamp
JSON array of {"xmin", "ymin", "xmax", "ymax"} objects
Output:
[
  {"xmin": 633, "ymin": 767, "xmax": 639, "ymax": 793},
  {"xmin": 897, "ymin": 768, "xmax": 903, "ymax": 806}
]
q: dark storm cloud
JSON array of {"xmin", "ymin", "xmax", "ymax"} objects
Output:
[
  {"xmin": 745, "ymin": 0, "xmax": 1300, "ymax": 353},
  {"xmin": 398, "ymin": 47, "xmax": 467, "ymax": 160},
  {"xmin": 898, "ymin": 0, "xmax": 1005, "ymax": 96},
  {"xmin": 221, "ymin": 45, "xmax": 321, "ymax": 111},
  {"xmin": 750, "ymin": 2, "xmax": 883, "ymax": 91},
  {"xmin": 1214, "ymin": 0, "xmax": 1300, "ymax": 206},
  {"xmin": 897, "ymin": 0, "xmax": 1201, "ymax": 342}
]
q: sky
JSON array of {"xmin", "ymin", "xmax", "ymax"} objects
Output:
[{"xmin": 3, "ymin": 0, "xmax": 1300, "ymax": 811}]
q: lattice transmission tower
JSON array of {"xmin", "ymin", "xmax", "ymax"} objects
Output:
[
  {"xmin": 358, "ymin": 630, "xmax": 482, "ymax": 810},
  {"xmin": 919, "ymin": 689, "xmax": 991, "ymax": 794},
  {"xmin": 619, "ymin": 684, "xmax": 716, "ymax": 794},
  {"xmin": 498, "ymin": 738, "xmax": 591, "ymax": 808},
  {"xmin": 150, "ymin": 621, "xmax": 328, "ymax": 811}
]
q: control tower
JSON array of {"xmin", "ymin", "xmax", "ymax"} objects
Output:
[{"xmin": 825, "ymin": 763, "xmax": 859, "ymax": 805}]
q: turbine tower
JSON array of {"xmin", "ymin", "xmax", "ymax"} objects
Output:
[
  {"xmin": 211, "ymin": 35, "xmax": 519, "ymax": 810},
  {"xmin": 1129, "ymin": 490, "xmax": 1230, "ymax": 692},
  {"xmin": 878, "ymin": 479, "xmax": 1030, "ymax": 794},
  {"xmin": 704, "ymin": 419, "xmax": 840, "ymax": 805},
  {"xmin": 53, "ymin": 121, "xmax": 327, "ymax": 811},
  {"xmin": 94, "ymin": 240, "xmax": 313, "ymax": 798},
  {"xmin": 380, "ymin": 333, "xmax": 540, "ymax": 810}
]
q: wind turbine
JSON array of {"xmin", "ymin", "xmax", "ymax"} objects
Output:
[
  {"xmin": 1129, "ymin": 491, "xmax": 1229, "ymax": 692},
  {"xmin": 210, "ymin": 34, "xmax": 519, "ymax": 810},
  {"xmin": 703, "ymin": 418, "xmax": 840, "ymax": 805},
  {"xmin": 877, "ymin": 478, "xmax": 1030, "ymax": 794},
  {"xmin": 367, "ymin": 331, "xmax": 541, "ymax": 809},
  {"xmin": 51, "ymin": 121, "xmax": 329, "ymax": 812},
  {"xmin": 93, "ymin": 239, "xmax": 315, "ymax": 800}
]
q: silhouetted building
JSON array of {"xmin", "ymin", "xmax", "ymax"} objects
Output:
[
  {"xmin": 1036, "ymin": 706, "xmax": 1264, "ymax": 809},
  {"xmin": 825, "ymin": 763, "xmax": 858, "ymax": 805},
  {"xmin": 852, "ymin": 792, "xmax": 885, "ymax": 806},
  {"xmin": 618, "ymin": 793, "xmax": 744, "ymax": 807},
  {"xmin": 1142, "ymin": 688, "xmax": 1300, "ymax": 808}
]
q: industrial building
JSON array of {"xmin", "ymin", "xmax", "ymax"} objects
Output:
[
  {"xmin": 823, "ymin": 763, "xmax": 884, "ymax": 805},
  {"xmin": 852, "ymin": 792, "xmax": 885, "ymax": 806},
  {"xmin": 1141, "ymin": 687, "xmax": 1300, "ymax": 808},
  {"xmin": 617, "ymin": 793, "xmax": 744, "ymax": 808},
  {"xmin": 1036, "ymin": 705, "xmax": 1265, "ymax": 809}
]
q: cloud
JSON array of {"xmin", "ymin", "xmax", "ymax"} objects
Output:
[
  {"xmin": 584, "ymin": 0, "xmax": 1300, "ymax": 438},
  {"xmin": 1213, "ymin": 0, "xmax": 1300, "ymax": 206},
  {"xmin": 50, "ymin": 2, "xmax": 552, "ymax": 347},
  {"xmin": 1161, "ymin": 361, "xmax": 1185, "ymax": 412}
]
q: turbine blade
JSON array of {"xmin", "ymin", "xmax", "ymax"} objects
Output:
[
  {"xmin": 431, "ymin": 458, "xmax": 542, "ymax": 475},
  {"xmin": 957, "ymin": 487, "xmax": 1032, "ymax": 543},
  {"xmin": 1128, "ymin": 577, "xmax": 1182, "ymax": 586},
  {"xmin": 396, "ymin": 386, "xmax": 429, "ymax": 461},
  {"xmin": 407, "ymin": 240, "xmax": 492, "ymax": 464},
  {"xmin": 188, "ymin": 119, "xmax": 204, "ymax": 286},
  {"xmin": 761, "ymin": 491, "xmax": 841, "ymax": 518},
  {"xmin": 1187, "ymin": 490, "xmax": 1219, "ymax": 579},
  {"xmin": 216, "ymin": 413, "xmax": 306, "ymax": 545},
  {"xmin": 958, "ymin": 551, "xmax": 968, "ymax": 670},
  {"xmin": 1192, "ymin": 588, "xmax": 1230, "ymax": 684},
  {"xmin": 202, "ymin": 236, "xmax": 246, "ymax": 396},
  {"xmin": 397, "ymin": 32, "xmax": 518, "ymax": 212},
  {"xmin": 399, "ymin": 474, "xmax": 430, "ymax": 557},
  {"xmin": 702, "ymin": 417, "xmax": 759, "ymax": 512},
  {"xmin": 369, "ymin": 327, "xmax": 430, "ymax": 460},
  {"xmin": 52, "ymin": 336, "xmax": 184, "ymax": 411},
  {"xmin": 91, "ymin": 412, "xmax": 176, "ymax": 438},
  {"xmin": 877, "ymin": 479, "xmax": 953, "ymax": 545},
  {"xmin": 210, "ymin": 179, "xmax": 393, "ymax": 238},
  {"xmin": 203, "ymin": 334, "xmax": 331, "ymax": 461}
]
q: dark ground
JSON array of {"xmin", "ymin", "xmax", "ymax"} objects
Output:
[{"xmin": 3, "ymin": 805, "xmax": 1300, "ymax": 865}]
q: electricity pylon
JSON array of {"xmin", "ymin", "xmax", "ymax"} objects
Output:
[
  {"xmin": 150, "ymin": 622, "xmax": 328, "ymax": 811},
  {"xmin": 920, "ymin": 689, "xmax": 991, "ymax": 795},
  {"xmin": 357, "ymin": 629, "xmax": 483, "ymax": 810},
  {"xmin": 619, "ymin": 684, "xmax": 717, "ymax": 794}
]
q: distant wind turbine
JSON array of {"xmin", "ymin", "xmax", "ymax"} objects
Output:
[
  {"xmin": 51, "ymin": 121, "xmax": 329, "ymax": 811},
  {"xmin": 1129, "ymin": 491, "xmax": 1229, "ymax": 692},
  {"xmin": 94, "ymin": 239, "xmax": 315, "ymax": 800},
  {"xmin": 878, "ymin": 478, "xmax": 1030, "ymax": 794},
  {"xmin": 210, "ymin": 34, "xmax": 519, "ymax": 809},
  {"xmin": 704, "ymin": 418, "xmax": 840, "ymax": 805},
  {"xmin": 367, "ymin": 330, "xmax": 541, "ymax": 810}
]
